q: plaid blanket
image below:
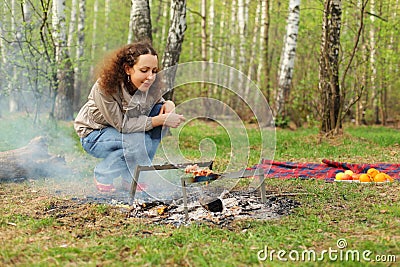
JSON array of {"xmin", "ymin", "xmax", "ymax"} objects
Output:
[{"xmin": 254, "ymin": 159, "xmax": 400, "ymax": 182}]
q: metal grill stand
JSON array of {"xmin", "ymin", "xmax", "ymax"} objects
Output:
[{"xmin": 129, "ymin": 162, "xmax": 266, "ymax": 220}]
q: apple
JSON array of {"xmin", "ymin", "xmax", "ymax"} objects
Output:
[{"xmin": 344, "ymin": 170, "xmax": 354, "ymax": 176}]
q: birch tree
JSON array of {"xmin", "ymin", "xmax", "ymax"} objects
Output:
[
  {"xmin": 237, "ymin": 0, "xmax": 246, "ymax": 93},
  {"xmin": 8, "ymin": 0, "xmax": 19, "ymax": 112},
  {"xmin": 319, "ymin": 0, "xmax": 342, "ymax": 134},
  {"xmin": 228, "ymin": 0, "xmax": 237, "ymax": 104},
  {"xmin": 89, "ymin": 0, "xmax": 98, "ymax": 77},
  {"xmin": 162, "ymin": 0, "xmax": 187, "ymax": 100},
  {"xmin": 67, "ymin": 0, "xmax": 77, "ymax": 54},
  {"xmin": 52, "ymin": 0, "xmax": 74, "ymax": 120},
  {"xmin": 369, "ymin": 0, "xmax": 379, "ymax": 124},
  {"xmin": 257, "ymin": 0, "xmax": 270, "ymax": 101},
  {"xmin": 103, "ymin": 0, "xmax": 110, "ymax": 51},
  {"xmin": 128, "ymin": 0, "xmax": 152, "ymax": 43},
  {"xmin": 275, "ymin": 0, "xmax": 300, "ymax": 118},
  {"xmin": 201, "ymin": 0, "xmax": 207, "ymax": 62},
  {"xmin": 245, "ymin": 0, "xmax": 261, "ymax": 99},
  {"xmin": 73, "ymin": 0, "xmax": 86, "ymax": 109}
]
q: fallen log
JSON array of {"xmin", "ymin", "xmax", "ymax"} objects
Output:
[{"xmin": 0, "ymin": 136, "xmax": 70, "ymax": 180}]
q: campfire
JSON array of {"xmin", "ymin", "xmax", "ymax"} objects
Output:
[{"xmin": 71, "ymin": 162, "xmax": 301, "ymax": 227}]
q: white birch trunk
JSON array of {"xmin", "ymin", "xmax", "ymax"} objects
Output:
[
  {"xmin": 217, "ymin": 0, "xmax": 227, "ymax": 94},
  {"xmin": 275, "ymin": 0, "xmax": 301, "ymax": 117},
  {"xmin": 52, "ymin": 0, "xmax": 67, "ymax": 63},
  {"xmin": 244, "ymin": 0, "xmax": 261, "ymax": 99},
  {"xmin": 237, "ymin": 0, "xmax": 245, "ymax": 69},
  {"xmin": 208, "ymin": 0, "xmax": 214, "ymax": 63},
  {"xmin": 228, "ymin": 0, "xmax": 237, "ymax": 94},
  {"xmin": 200, "ymin": 0, "xmax": 208, "ymax": 94},
  {"xmin": 257, "ymin": 0, "xmax": 268, "ymax": 89},
  {"xmin": 1, "ymin": 3, "xmax": 7, "ymax": 117},
  {"xmin": 201, "ymin": 0, "xmax": 207, "ymax": 61},
  {"xmin": 161, "ymin": 0, "xmax": 187, "ymax": 99},
  {"xmin": 53, "ymin": 0, "xmax": 74, "ymax": 120},
  {"xmin": 67, "ymin": 0, "xmax": 77, "ymax": 55},
  {"xmin": 369, "ymin": 0, "xmax": 378, "ymax": 123},
  {"xmin": 209, "ymin": 0, "xmax": 217, "ymax": 95},
  {"xmin": 90, "ymin": 0, "xmax": 98, "ymax": 76},
  {"xmin": 188, "ymin": 11, "xmax": 194, "ymax": 60},
  {"xmin": 128, "ymin": 0, "xmax": 152, "ymax": 43},
  {"xmin": 103, "ymin": 0, "xmax": 110, "ymax": 50},
  {"xmin": 160, "ymin": 0, "xmax": 170, "ymax": 49},
  {"xmin": 74, "ymin": 0, "xmax": 86, "ymax": 109},
  {"xmin": 9, "ymin": 0, "xmax": 18, "ymax": 112}
]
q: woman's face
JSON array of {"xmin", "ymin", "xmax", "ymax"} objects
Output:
[{"xmin": 126, "ymin": 54, "xmax": 158, "ymax": 92}]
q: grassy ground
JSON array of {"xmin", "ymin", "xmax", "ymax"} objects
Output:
[{"xmin": 0, "ymin": 113, "xmax": 399, "ymax": 266}]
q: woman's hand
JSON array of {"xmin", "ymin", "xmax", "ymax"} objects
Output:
[
  {"xmin": 162, "ymin": 113, "xmax": 185, "ymax": 128},
  {"xmin": 159, "ymin": 100, "xmax": 175, "ymax": 114},
  {"xmin": 152, "ymin": 103, "xmax": 185, "ymax": 128}
]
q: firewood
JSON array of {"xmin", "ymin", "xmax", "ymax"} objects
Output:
[
  {"xmin": 199, "ymin": 197, "xmax": 223, "ymax": 212},
  {"xmin": 0, "ymin": 136, "xmax": 69, "ymax": 180}
]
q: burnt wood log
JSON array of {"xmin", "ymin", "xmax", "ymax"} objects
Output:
[
  {"xmin": 0, "ymin": 136, "xmax": 69, "ymax": 180},
  {"xmin": 199, "ymin": 197, "xmax": 223, "ymax": 212}
]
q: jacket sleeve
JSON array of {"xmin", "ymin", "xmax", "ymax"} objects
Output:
[{"xmin": 92, "ymin": 87, "xmax": 153, "ymax": 133}]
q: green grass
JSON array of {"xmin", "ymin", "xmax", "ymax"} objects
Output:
[{"xmin": 0, "ymin": 114, "xmax": 399, "ymax": 266}]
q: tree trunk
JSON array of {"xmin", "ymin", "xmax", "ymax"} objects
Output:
[
  {"xmin": 161, "ymin": 0, "xmax": 187, "ymax": 100},
  {"xmin": 245, "ymin": 0, "xmax": 261, "ymax": 99},
  {"xmin": 369, "ymin": 0, "xmax": 379, "ymax": 124},
  {"xmin": 216, "ymin": 0, "xmax": 227, "ymax": 95},
  {"xmin": 319, "ymin": 0, "xmax": 342, "ymax": 135},
  {"xmin": 128, "ymin": 0, "xmax": 152, "ymax": 44},
  {"xmin": 275, "ymin": 0, "xmax": 300, "ymax": 118},
  {"xmin": 103, "ymin": 0, "xmax": 110, "ymax": 51},
  {"xmin": 53, "ymin": 0, "xmax": 74, "ymax": 120},
  {"xmin": 67, "ymin": 0, "xmax": 77, "ymax": 54},
  {"xmin": 89, "ymin": 0, "xmax": 98, "ymax": 78},
  {"xmin": 8, "ymin": 0, "xmax": 19, "ymax": 113},
  {"xmin": 237, "ymin": 0, "xmax": 246, "ymax": 95},
  {"xmin": 201, "ymin": 0, "xmax": 207, "ymax": 62},
  {"xmin": 1, "ymin": 3, "xmax": 6, "ymax": 116},
  {"xmin": 160, "ymin": 0, "xmax": 169, "ymax": 50},
  {"xmin": 259, "ymin": 0, "xmax": 270, "ymax": 102},
  {"xmin": 228, "ymin": 0, "xmax": 237, "ymax": 107},
  {"xmin": 0, "ymin": 136, "xmax": 69, "ymax": 180},
  {"xmin": 73, "ymin": 0, "xmax": 86, "ymax": 110}
]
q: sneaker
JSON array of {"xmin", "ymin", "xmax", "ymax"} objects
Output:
[
  {"xmin": 94, "ymin": 177, "xmax": 116, "ymax": 193},
  {"xmin": 122, "ymin": 180, "xmax": 147, "ymax": 192}
]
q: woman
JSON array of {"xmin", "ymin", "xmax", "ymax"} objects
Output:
[{"xmin": 74, "ymin": 41, "xmax": 185, "ymax": 193}]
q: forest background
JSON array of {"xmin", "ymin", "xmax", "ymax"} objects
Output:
[{"xmin": 0, "ymin": 0, "xmax": 399, "ymax": 131}]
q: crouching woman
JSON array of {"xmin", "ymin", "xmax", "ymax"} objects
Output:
[{"xmin": 74, "ymin": 41, "xmax": 185, "ymax": 193}]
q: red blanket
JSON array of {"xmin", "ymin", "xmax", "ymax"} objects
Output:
[{"xmin": 254, "ymin": 159, "xmax": 400, "ymax": 181}]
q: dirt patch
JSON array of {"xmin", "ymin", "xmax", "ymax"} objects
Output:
[{"xmin": 0, "ymin": 178, "xmax": 301, "ymax": 230}]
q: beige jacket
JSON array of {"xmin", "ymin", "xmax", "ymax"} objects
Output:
[{"xmin": 74, "ymin": 81, "xmax": 163, "ymax": 138}]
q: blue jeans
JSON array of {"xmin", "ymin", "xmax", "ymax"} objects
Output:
[{"xmin": 80, "ymin": 103, "xmax": 163, "ymax": 184}]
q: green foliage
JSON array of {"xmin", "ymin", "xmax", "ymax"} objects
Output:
[{"xmin": 1, "ymin": 1, "xmax": 399, "ymax": 128}]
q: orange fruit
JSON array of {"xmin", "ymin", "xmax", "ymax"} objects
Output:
[
  {"xmin": 373, "ymin": 173, "xmax": 387, "ymax": 182},
  {"xmin": 359, "ymin": 174, "xmax": 372, "ymax": 183},
  {"xmin": 367, "ymin": 168, "xmax": 380, "ymax": 178},
  {"xmin": 335, "ymin": 172, "xmax": 345, "ymax": 180},
  {"xmin": 352, "ymin": 173, "xmax": 361, "ymax": 180},
  {"xmin": 385, "ymin": 174, "xmax": 394, "ymax": 182}
]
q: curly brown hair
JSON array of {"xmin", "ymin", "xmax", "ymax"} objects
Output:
[{"xmin": 97, "ymin": 41, "xmax": 158, "ymax": 95}]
